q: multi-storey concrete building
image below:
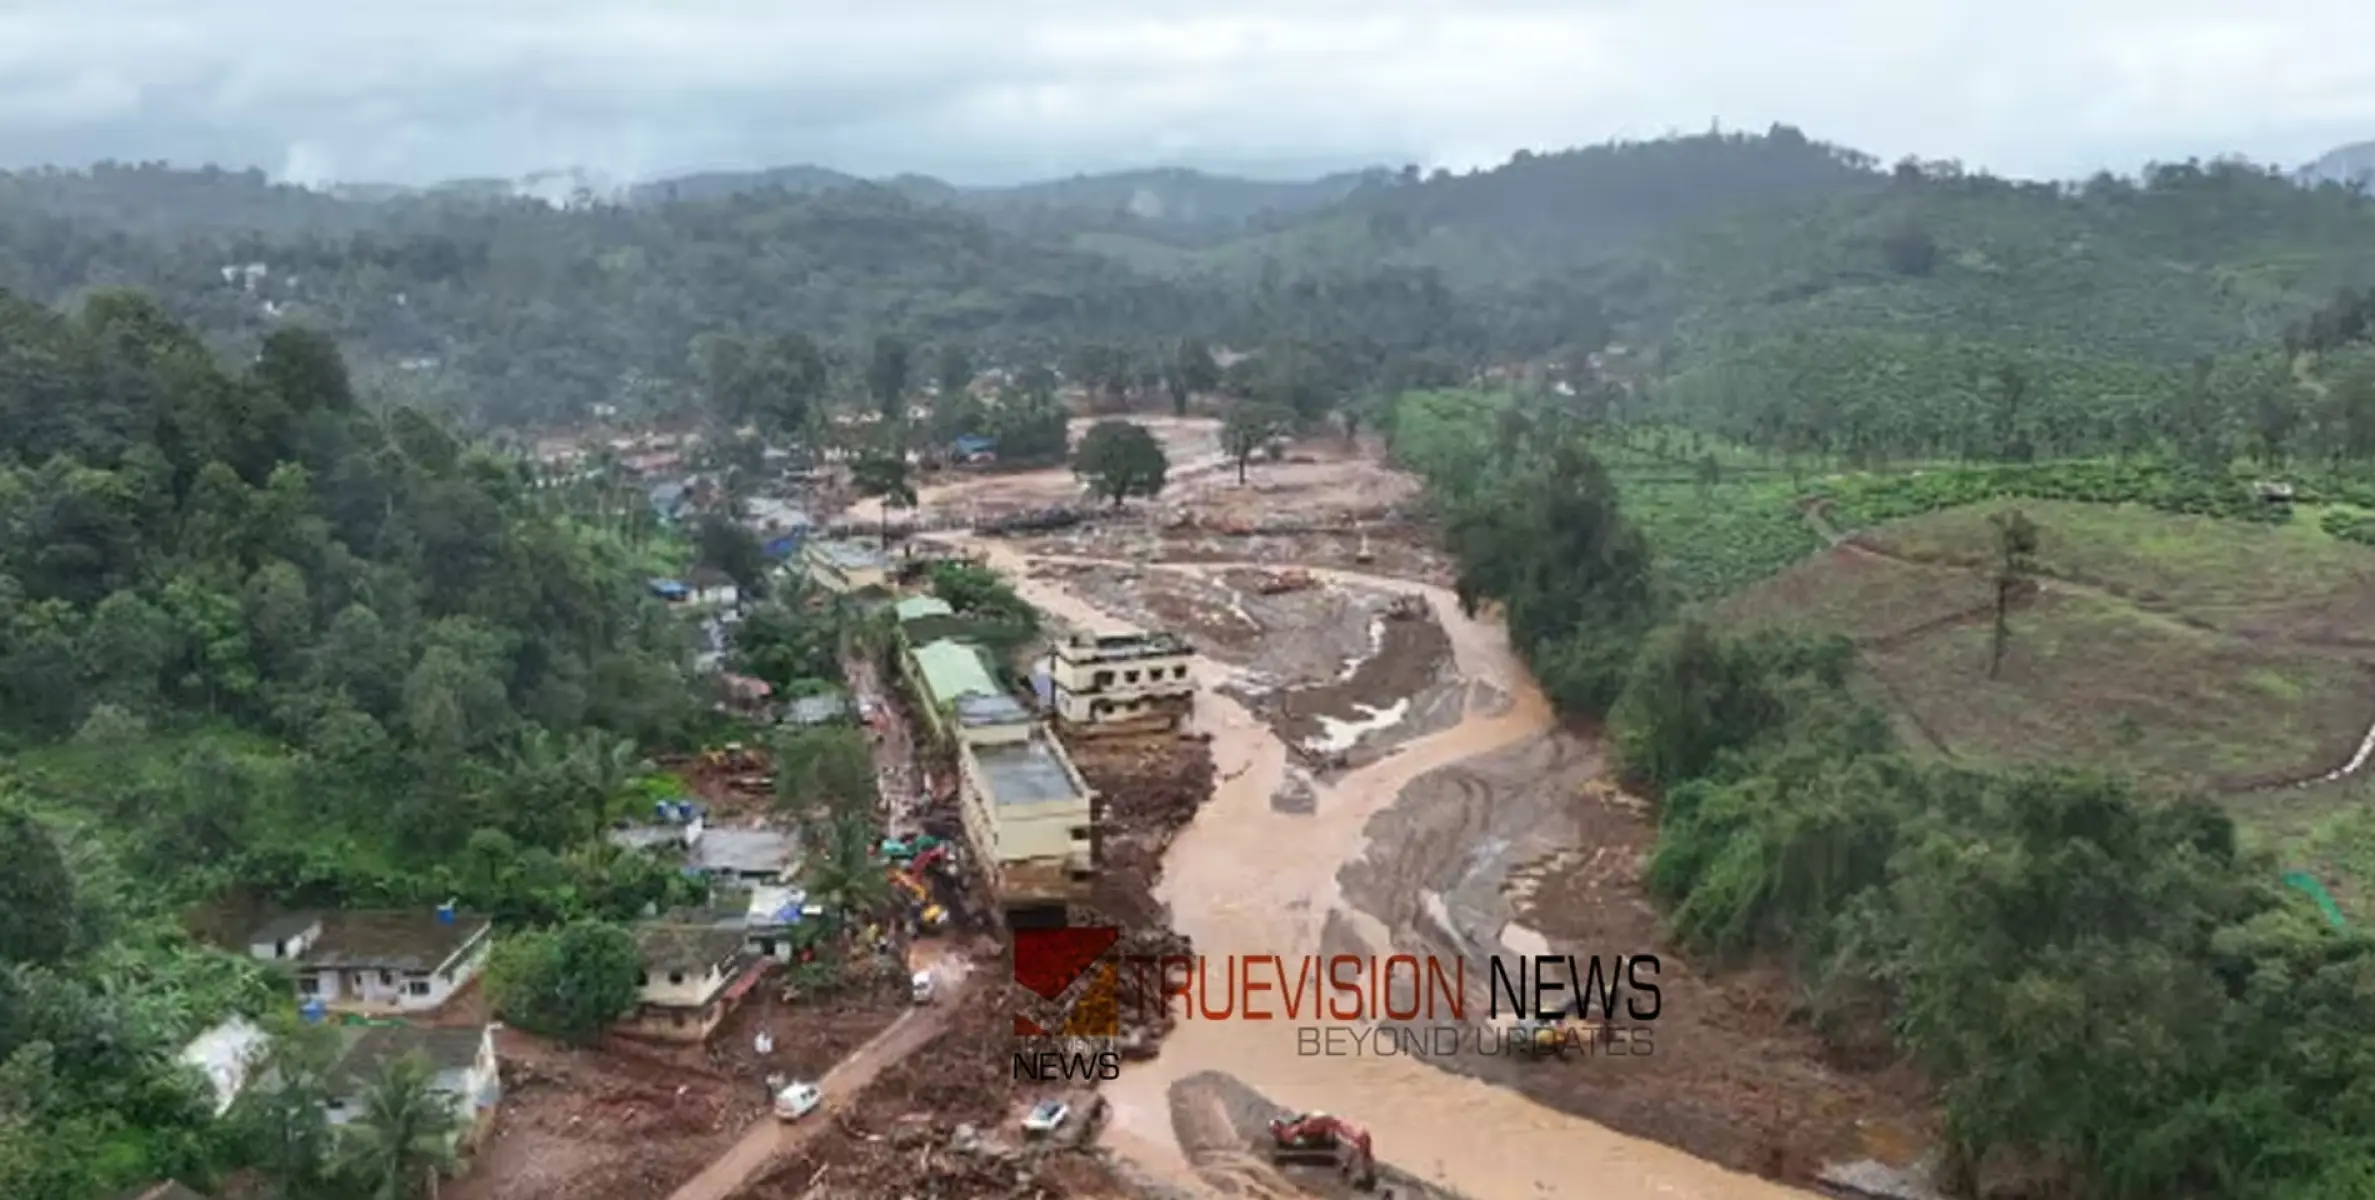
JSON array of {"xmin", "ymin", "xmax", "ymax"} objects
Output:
[{"xmin": 1044, "ymin": 631, "xmax": 1196, "ymax": 735}]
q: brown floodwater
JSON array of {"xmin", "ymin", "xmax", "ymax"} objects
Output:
[{"xmin": 944, "ymin": 533, "xmax": 1821, "ymax": 1200}]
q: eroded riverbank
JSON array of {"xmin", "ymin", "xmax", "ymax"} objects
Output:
[{"xmin": 949, "ymin": 533, "xmax": 1862, "ymax": 1199}]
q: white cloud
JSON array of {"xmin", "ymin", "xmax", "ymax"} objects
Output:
[{"xmin": 0, "ymin": 0, "xmax": 2370, "ymax": 184}]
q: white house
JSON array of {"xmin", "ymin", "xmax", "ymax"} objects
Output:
[
  {"xmin": 1045, "ymin": 631, "xmax": 1196, "ymax": 735},
  {"xmin": 622, "ymin": 924, "xmax": 753, "ymax": 1042},
  {"xmin": 322, "ymin": 1025, "xmax": 501, "ymax": 1149},
  {"xmin": 247, "ymin": 910, "xmax": 493, "ymax": 1015}
]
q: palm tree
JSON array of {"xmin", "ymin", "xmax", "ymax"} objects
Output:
[
  {"xmin": 503, "ymin": 727, "xmax": 643, "ymax": 844},
  {"xmin": 232, "ymin": 1024, "xmax": 343, "ymax": 1200},
  {"xmin": 803, "ymin": 809, "xmax": 893, "ymax": 917},
  {"xmin": 337, "ymin": 1053, "xmax": 460, "ymax": 1200}
]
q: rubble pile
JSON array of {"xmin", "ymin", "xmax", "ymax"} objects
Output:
[
  {"xmin": 1109, "ymin": 923, "xmax": 1195, "ymax": 1057},
  {"xmin": 662, "ymin": 743, "xmax": 777, "ymax": 818},
  {"xmin": 1069, "ymin": 733, "xmax": 1215, "ymax": 922},
  {"xmin": 740, "ymin": 988, "xmax": 1138, "ymax": 1199}
]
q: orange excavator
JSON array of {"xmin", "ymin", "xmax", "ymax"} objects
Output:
[{"xmin": 1267, "ymin": 1112, "xmax": 1378, "ymax": 1190}]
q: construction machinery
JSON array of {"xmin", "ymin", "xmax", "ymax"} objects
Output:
[
  {"xmin": 888, "ymin": 866, "xmax": 948, "ymax": 930},
  {"xmin": 1508, "ymin": 1014, "xmax": 1577, "ymax": 1060},
  {"xmin": 909, "ymin": 843, "xmax": 951, "ymax": 876},
  {"xmin": 701, "ymin": 741, "xmax": 762, "ymax": 771},
  {"xmin": 880, "ymin": 834, "xmax": 943, "ymax": 862},
  {"xmin": 1267, "ymin": 1112, "xmax": 1378, "ymax": 1190}
]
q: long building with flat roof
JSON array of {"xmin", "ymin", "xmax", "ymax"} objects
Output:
[
  {"xmin": 896, "ymin": 614, "xmax": 1096, "ymax": 914},
  {"xmin": 957, "ymin": 728, "xmax": 1096, "ymax": 909}
]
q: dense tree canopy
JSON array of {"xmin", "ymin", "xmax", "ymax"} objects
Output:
[{"xmin": 0, "ymin": 291, "xmax": 713, "ymax": 1198}]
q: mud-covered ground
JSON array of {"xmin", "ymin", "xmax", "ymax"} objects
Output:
[
  {"xmin": 1333, "ymin": 732, "xmax": 1936, "ymax": 1186},
  {"xmin": 734, "ymin": 985, "xmax": 1146, "ymax": 1200},
  {"xmin": 451, "ymin": 979, "xmax": 907, "ymax": 1200},
  {"xmin": 1070, "ymin": 733, "xmax": 1218, "ymax": 930},
  {"xmin": 1164, "ymin": 1071, "xmax": 1474, "ymax": 1200}
]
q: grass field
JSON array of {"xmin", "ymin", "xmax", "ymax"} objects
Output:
[
  {"xmin": 1723, "ymin": 500, "xmax": 2375, "ymax": 791},
  {"xmin": 1862, "ymin": 499, "xmax": 2375, "ymax": 640}
]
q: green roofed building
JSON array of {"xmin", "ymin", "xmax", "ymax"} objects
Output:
[
  {"xmin": 894, "ymin": 595, "xmax": 955, "ymax": 623},
  {"xmin": 908, "ymin": 637, "xmax": 1029, "ymax": 743}
]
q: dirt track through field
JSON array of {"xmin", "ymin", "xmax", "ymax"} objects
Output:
[{"xmin": 929, "ymin": 527, "xmax": 1820, "ymax": 1200}]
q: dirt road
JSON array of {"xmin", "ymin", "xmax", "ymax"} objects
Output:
[{"xmin": 666, "ymin": 984, "xmax": 962, "ymax": 1200}]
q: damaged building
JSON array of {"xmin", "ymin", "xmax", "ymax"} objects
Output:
[{"xmin": 1044, "ymin": 630, "xmax": 1196, "ymax": 736}]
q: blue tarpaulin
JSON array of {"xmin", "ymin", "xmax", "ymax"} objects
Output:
[
  {"xmin": 649, "ymin": 578, "xmax": 690, "ymax": 600},
  {"xmin": 763, "ymin": 534, "xmax": 804, "ymax": 560},
  {"xmin": 951, "ymin": 435, "xmax": 996, "ymax": 457}
]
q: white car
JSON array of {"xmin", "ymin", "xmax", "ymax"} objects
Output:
[
  {"xmin": 773, "ymin": 1081, "xmax": 822, "ymax": 1121},
  {"xmin": 910, "ymin": 970, "xmax": 936, "ymax": 1004},
  {"xmin": 1022, "ymin": 1099, "xmax": 1069, "ymax": 1136}
]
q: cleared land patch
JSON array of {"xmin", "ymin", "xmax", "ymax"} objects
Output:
[
  {"xmin": 1722, "ymin": 501, "xmax": 2375, "ymax": 791},
  {"xmin": 1863, "ymin": 590, "xmax": 2367, "ymax": 787}
]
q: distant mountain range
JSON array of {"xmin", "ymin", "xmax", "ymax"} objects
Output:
[
  {"xmin": 316, "ymin": 162, "xmax": 1394, "ymax": 241},
  {"xmin": 2301, "ymin": 140, "xmax": 2375, "ymax": 189}
]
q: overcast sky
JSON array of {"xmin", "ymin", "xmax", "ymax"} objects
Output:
[{"xmin": 1, "ymin": 0, "xmax": 2372, "ymax": 188}]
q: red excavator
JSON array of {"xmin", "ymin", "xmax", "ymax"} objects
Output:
[
  {"xmin": 910, "ymin": 843, "xmax": 950, "ymax": 876},
  {"xmin": 1267, "ymin": 1112, "xmax": 1378, "ymax": 1190}
]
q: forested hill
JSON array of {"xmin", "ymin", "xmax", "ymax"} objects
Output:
[
  {"xmin": 1628, "ymin": 158, "xmax": 2375, "ymax": 461},
  {"xmin": 0, "ymin": 159, "xmax": 1383, "ymax": 245},
  {"xmin": 0, "ymin": 287, "xmax": 723, "ymax": 1198},
  {"xmin": 0, "ymin": 174, "xmax": 1554, "ymax": 431},
  {"xmin": 13, "ymin": 128, "xmax": 2375, "ymax": 442},
  {"xmin": 0, "ymin": 164, "xmax": 396, "ymax": 237},
  {"xmin": 628, "ymin": 165, "xmax": 1388, "ymax": 244},
  {"xmin": 0, "ymin": 185, "xmax": 1244, "ymax": 428},
  {"xmin": 1092, "ymin": 126, "xmax": 1886, "ymax": 284}
]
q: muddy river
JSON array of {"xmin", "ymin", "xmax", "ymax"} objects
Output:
[{"xmin": 942, "ymin": 534, "xmax": 1818, "ymax": 1200}]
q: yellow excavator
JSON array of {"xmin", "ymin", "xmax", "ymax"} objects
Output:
[
  {"xmin": 1508, "ymin": 1012, "xmax": 1580, "ymax": 1060},
  {"xmin": 888, "ymin": 868, "xmax": 947, "ymax": 930}
]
